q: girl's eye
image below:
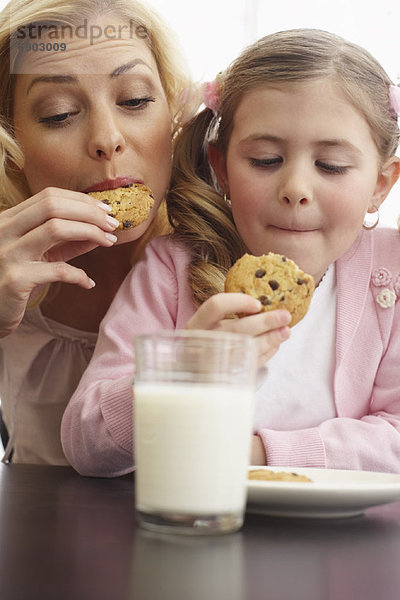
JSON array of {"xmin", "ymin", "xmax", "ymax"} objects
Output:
[
  {"xmin": 316, "ymin": 160, "xmax": 349, "ymax": 174},
  {"xmin": 120, "ymin": 96, "xmax": 156, "ymax": 109},
  {"xmin": 250, "ymin": 157, "xmax": 282, "ymax": 168}
]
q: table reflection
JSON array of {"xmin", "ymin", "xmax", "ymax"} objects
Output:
[{"xmin": 131, "ymin": 529, "xmax": 245, "ymax": 600}]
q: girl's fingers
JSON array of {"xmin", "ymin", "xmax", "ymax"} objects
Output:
[
  {"xmin": 186, "ymin": 293, "xmax": 262, "ymax": 330},
  {"xmin": 219, "ymin": 309, "xmax": 292, "ymax": 337},
  {"xmin": 256, "ymin": 325, "xmax": 291, "ymax": 366}
]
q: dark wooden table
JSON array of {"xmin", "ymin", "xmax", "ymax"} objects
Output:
[{"xmin": 1, "ymin": 464, "xmax": 400, "ymax": 600}]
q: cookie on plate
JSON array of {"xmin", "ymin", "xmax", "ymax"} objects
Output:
[
  {"xmin": 248, "ymin": 469, "xmax": 313, "ymax": 483},
  {"xmin": 225, "ymin": 252, "xmax": 315, "ymax": 327},
  {"xmin": 89, "ymin": 183, "xmax": 154, "ymax": 230}
]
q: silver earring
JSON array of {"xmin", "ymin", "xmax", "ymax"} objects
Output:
[
  {"xmin": 223, "ymin": 192, "xmax": 231, "ymax": 207},
  {"xmin": 363, "ymin": 206, "xmax": 380, "ymax": 230}
]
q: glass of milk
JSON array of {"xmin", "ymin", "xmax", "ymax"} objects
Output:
[{"xmin": 134, "ymin": 330, "xmax": 257, "ymax": 535}]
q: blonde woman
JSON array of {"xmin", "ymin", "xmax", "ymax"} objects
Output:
[
  {"xmin": 63, "ymin": 30, "xmax": 400, "ymax": 477},
  {"xmin": 0, "ymin": 0, "xmax": 195, "ymax": 464}
]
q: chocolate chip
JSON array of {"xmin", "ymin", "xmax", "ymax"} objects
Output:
[
  {"xmin": 122, "ymin": 220, "xmax": 133, "ymax": 228},
  {"xmin": 122, "ymin": 184, "xmax": 133, "ymax": 188},
  {"xmin": 281, "ymin": 256, "xmax": 287, "ymax": 262},
  {"xmin": 297, "ymin": 278, "xmax": 306, "ymax": 285},
  {"xmin": 259, "ymin": 296, "xmax": 272, "ymax": 306},
  {"xmin": 268, "ymin": 280, "xmax": 279, "ymax": 290},
  {"xmin": 280, "ymin": 295, "xmax": 285, "ymax": 301},
  {"xmin": 102, "ymin": 199, "xmax": 110, "ymax": 205},
  {"xmin": 255, "ymin": 269, "xmax": 266, "ymax": 278}
]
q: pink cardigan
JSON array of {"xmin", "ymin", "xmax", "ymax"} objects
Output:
[{"xmin": 61, "ymin": 228, "xmax": 400, "ymax": 477}]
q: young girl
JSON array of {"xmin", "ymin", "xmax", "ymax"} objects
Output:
[
  {"xmin": 62, "ymin": 29, "xmax": 400, "ymax": 477},
  {"xmin": 0, "ymin": 0, "xmax": 196, "ymax": 464}
]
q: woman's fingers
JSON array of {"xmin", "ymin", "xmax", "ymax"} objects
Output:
[
  {"xmin": 0, "ymin": 260, "xmax": 96, "ymax": 337},
  {"xmin": 0, "ymin": 187, "xmax": 119, "ymax": 338},
  {"xmin": 0, "ymin": 188, "xmax": 116, "ymax": 242},
  {"xmin": 4, "ymin": 218, "xmax": 117, "ymax": 262},
  {"xmin": 4, "ymin": 260, "xmax": 96, "ymax": 292}
]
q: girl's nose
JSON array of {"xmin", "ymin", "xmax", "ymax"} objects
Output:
[{"xmin": 279, "ymin": 165, "xmax": 312, "ymax": 206}]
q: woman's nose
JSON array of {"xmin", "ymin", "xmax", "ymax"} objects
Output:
[{"xmin": 88, "ymin": 111, "xmax": 126, "ymax": 161}]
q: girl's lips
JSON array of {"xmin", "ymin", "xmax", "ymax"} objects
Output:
[
  {"xmin": 82, "ymin": 176, "xmax": 143, "ymax": 193},
  {"xmin": 273, "ymin": 225, "xmax": 318, "ymax": 233}
]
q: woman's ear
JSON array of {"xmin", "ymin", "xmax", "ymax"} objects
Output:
[
  {"xmin": 208, "ymin": 144, "xmax": 228, "ymax": 193},
  {"xmin": 370, "ymin": 156, "xmax": 400, "ymax": 211}
]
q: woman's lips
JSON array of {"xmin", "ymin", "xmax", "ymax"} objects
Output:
[{"xmin": 82, "ymin": 176, "xmax": 143, "ymax": 193}]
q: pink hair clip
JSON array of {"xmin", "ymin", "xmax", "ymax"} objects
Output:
[
  {"xmin": 203, "ymin": 79, "xmax": 220, "ymax": 116},
  {"xmin": 389, "ymin": 85, "xmax": 400, "ymax": 118}
]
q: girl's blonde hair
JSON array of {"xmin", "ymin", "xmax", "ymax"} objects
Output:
[
  {"xmin": 0, "ymin": 0, "xmax": 195, "ymax": 211},
  {"xmin": 168, "ymin": 28, "xmax": 400, "ymax": 307}
]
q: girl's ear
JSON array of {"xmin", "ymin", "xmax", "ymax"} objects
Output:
[
  {"xmin": 208, "ymin": 144, "xmax": 228, "ymax": 193},
  {"xmin": 369, "ymin": 156, "xmax": 400, "ymax": 211}
]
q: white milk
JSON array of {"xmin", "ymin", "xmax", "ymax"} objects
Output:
[{"xmin": 134, "ymin": 382, "xmax": 254, "ymax": 515}]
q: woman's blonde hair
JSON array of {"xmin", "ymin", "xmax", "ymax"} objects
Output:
[
  {"xmin": 168, "ymin": 28, "xmax": 400, "ymax": 307},
  {"xmin": 0, "ymin": 0, "xmax": 195, "ymax": 211}
]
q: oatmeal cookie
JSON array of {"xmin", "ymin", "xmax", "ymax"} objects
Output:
[
  {"xmin": 225, "ymin": 252, "xmax": 315, "ymax": 326},
  {"xmin": 89, "ymin": 183, "xmax": 154, "ymax": 230}
]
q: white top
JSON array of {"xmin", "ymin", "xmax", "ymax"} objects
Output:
[{"xmin": 253, "ymin": 263, "xmax": 337, "ymax": 432}]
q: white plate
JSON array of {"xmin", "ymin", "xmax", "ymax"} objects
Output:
[{"xmin": 246, "ymin": 466, "xmax": 400, "ymax": 519}]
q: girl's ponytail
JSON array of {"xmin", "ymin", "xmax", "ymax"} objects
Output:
[{"xmin": 168, "ymin": 109, "xmax": 246, "ymax": 307}]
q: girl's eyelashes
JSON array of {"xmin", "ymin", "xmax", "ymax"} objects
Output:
[
  {"xmin": 315, "ymin": 160, "xmax": 349, "ymax": 174},
  {"xmin": 250, "ymin": 157, "xmax": 283, "ymax": 168},
  {"xmin": 38, "ymin": 96, "xmax": 156, "ymax": 128},
  {"xmin": 249, "ymin": 157, "xmax": 349, "ymax": 175}
]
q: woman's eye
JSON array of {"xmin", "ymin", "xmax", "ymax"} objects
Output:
[
  {"xmin": 316, "ymin": 160, "xmax": 349, "ymax": 174},
  {"xmin": 38, "ymin": 112, "xmax": 73, "ymax": 127},
  {"xmin": 120, "ymin": 96, "xmax": 156, "ymax": 109},
  {"xmin": 250, "ymin": 157, "xmax": 282, "ymax": 168}
]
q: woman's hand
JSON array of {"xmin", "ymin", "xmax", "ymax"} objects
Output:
[
  {"xmin": 186, "ymin": 292, "xmax": 291, "ymax": 368},
  {"xmin": 0, "ymin": 187, "xmax": 119, "ymax": 337}
]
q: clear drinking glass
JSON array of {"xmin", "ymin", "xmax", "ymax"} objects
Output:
[{"xmin": 134, "ymin": 330, "xmax": 257, "ymax": 535}]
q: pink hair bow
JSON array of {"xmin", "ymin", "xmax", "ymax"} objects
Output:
[
  {"xmin": 203, "ymin": 79, "xmax": 220, "ymax": 116},
  {"xmin": 389, "ymin": 85, "xmax": 400, "ymax": 118}
]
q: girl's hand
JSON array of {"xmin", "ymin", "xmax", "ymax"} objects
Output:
[
  {"xmin": 186, "ymin": 292, "xmax": 291, "ymax": 368},
  {"xmin": 251, "ymin": 434, "xmax": 267, "ymax": 465},
  {"xmin": 0, "ymin": 187, "xmax": 119, "ymax": 337}
]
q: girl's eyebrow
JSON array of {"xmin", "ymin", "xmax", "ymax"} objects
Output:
[
  {"xmin": 26, "ymin": 59, "xmax": 152, "ymax": 95},
  {"xmin": 240, "ymin": 135, "xmax": 362, "ymax": 155},
  {"xmin": 315, "ymin": 139, "xmax": 363, "ymax": 156}
]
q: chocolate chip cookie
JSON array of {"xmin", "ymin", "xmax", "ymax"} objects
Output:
[
  {"xmin": 248, "ymin": 469, "xmax": 313, "ymax": 483},
  {"xmin": 224, "ymin": 252, "xmax": 315, "ymax": 326},
  {"xmin": 89, "ymin": 183, "xmax": 154, "ymax": 230}
]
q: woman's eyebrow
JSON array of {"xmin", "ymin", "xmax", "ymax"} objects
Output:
[
  {"xmin": 110, "ymin": 58, "xmax": 152, "ymax": 77},
  {"xmin": 26, "ymin": 59, "xmax": 152, "ymax": 95},
  {"xmin": 26, "ymin": 74, "xmax": 76, "ymax": 95}
]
